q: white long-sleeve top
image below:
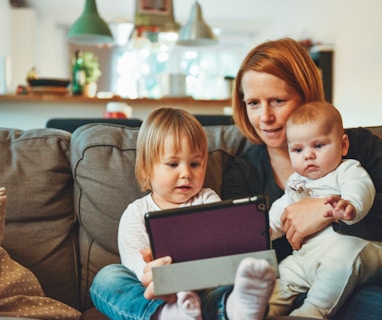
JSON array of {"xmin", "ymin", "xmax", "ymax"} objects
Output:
[
  {"xmin": 269, "ymin": 159, "xmax": 376, "ymax": 242},
  {"xmin": 118, "ymin": 188, "xmax": 221, "ymax": 280}
]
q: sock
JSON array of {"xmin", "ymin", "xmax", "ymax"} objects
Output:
[
  {"xmin": 226, "ymin": 258, "xmax": 276, "ymax": 320},
  {"xmin": 156, "ymin": 291, "xmax": 201, "ymax": 320}
]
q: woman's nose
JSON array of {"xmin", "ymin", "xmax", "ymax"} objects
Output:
[{"xmin": 260, "ymin": 105, "xmax": 274, "ymax": 122}]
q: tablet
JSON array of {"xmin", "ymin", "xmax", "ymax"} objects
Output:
[{"xmin": 145, "ymin": 195, "xmax": 270, "ymax": 263}]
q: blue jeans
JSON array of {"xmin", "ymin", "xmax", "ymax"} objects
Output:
[
  {"xmin": 90, "ymin": 264, "xmax": 232, "ymax": 320},
  {"xmin": 335, "ymin": 284, "xmax": 382, "ymax": 320}
]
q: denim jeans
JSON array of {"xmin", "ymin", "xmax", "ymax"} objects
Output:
[
  {"xmin": 90, "ymin": 264, "xmax": 233, "ymax": 320},
  {"xmin": 335, "ymin": 284, "xmax": 382, "ymax": 320}
]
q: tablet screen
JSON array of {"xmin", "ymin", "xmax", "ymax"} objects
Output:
[{"xmin": 145, "ymin": 195, "xmax": 270, "ymax": 263}]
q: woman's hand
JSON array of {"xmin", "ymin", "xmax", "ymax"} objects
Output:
[
  {"xmin": 281, "ymin": 198, "xmax": 336, "ymax": 249},
  {"xmin": 140, "ymin": 248, "xmax": 177, "ymax": 303}
]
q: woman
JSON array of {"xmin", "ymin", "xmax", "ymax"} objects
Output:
[
  {"xmin": 221, "ymin": 37, "xmax": 382, "ymax": 318},
  {"xmin": 91, "ymin": 38, "xmax": 382, "ymax": 319}
]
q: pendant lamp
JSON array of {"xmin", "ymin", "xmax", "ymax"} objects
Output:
[
  {"xmin": 67, "ymin": 0, "xmax": 114, "ymax": 45},
  {"xmin": 176, "ymin": 0, "xmax": 217, "ymax": 46}
]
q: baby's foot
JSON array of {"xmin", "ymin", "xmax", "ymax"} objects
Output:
[
  {"xmin": 226, "ymin": 258, "xmax": 276, "ymax": 320},
  {"xmin": 157, "ymin": 291, "xmax": 201, "ymax": 320}
]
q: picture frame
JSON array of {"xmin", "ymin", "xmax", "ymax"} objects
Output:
[{"xmin": 136, "ymin": 0, "xmax": 170, "ymax": 15}]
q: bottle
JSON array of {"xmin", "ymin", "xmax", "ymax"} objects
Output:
[{"xmin": 71, "ymin": 50, "xmax": 86, "ymax": 95}]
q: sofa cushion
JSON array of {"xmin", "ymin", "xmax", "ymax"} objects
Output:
[
  {"xmin": 70, "ymin": 123, "xmax": 250, "ymax": 310},
  {"xmin": 0, "ymin": 128, "xmax": 79, "ymax": 310}
]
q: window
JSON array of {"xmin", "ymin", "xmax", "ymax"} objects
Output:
[{"xmin": 70, "ymin": 22, "xmax": 249, "ymax": 100}]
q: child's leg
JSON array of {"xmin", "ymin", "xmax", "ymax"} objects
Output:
[
  {"xmin": 156, "ymin": 291, "xmax": 202, "ymax": 320},
  {"xmin": 291, "ymin": 237, "xmax": 382, "ymax": 318},
  {"xmin": 226, "ymin": 258, "xmax": 276, "ymax": 320}
]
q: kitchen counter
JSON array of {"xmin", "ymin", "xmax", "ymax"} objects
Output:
[{"xmin": 0, "ymin": 94, "xmax": 232, "ymax": 130}]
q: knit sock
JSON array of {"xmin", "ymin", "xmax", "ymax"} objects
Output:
[
  {"xmin": 226, "ymin": 257, "xmax": 276, "ymax": 320},
  {"xmin": 156, "ymin": 291, "xmax": 202, "ymax": 320}
]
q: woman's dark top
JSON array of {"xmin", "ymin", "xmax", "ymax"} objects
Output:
[{"xmin": 221, "ymin": 127, "xmax": 382, "ymax": 261}]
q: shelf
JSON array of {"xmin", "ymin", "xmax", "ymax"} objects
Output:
[
  {"xmin": 0, "ymin": 94, "xmax": 232, "ymax": 130},
  {"xmin": 0, "ymin": 94, "xmax": 231, "ymax": 107}
]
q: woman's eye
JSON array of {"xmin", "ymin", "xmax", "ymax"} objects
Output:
[
  {"xmin": 246, "ymin": 100, "xmax": 259, "ymax": 108},
  {"xmin": 271, "ymin": 99, "xmax": 285, "ymax": 106}
]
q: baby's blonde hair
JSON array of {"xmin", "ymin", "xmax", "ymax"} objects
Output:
[{"xmin": 135, "ymin": 107, "xmax": 208, "ymax": 191}]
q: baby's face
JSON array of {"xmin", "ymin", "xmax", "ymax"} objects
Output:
[{"xmin": 287, "ymin": 122, "xmax": 348, "ymax": 180}]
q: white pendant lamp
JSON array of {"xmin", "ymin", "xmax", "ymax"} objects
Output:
[
  {"xmin": 176, "ymin": 0, "xmax": 217, "ymax": 46},
  {"xmin": 67, "ymin": 0, "xmax": 114, "ymax": 45}
]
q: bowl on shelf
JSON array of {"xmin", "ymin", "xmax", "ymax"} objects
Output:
[
  {"xmin": 27, "ymin": 78, "xmax": 71, "ymax": 95},
  {"xmin": 27, "ymin": 78, "xmax": 70, "ymax": 87}
]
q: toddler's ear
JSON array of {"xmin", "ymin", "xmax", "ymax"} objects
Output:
[{"xmin": 341, "ymin": 134, "xmax": 350, "ymax": 156}]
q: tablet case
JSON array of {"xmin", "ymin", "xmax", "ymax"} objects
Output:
[
  {"xmin": 145, "ymin": 195, "xmax": 278, "ymax": 295},
  {"xmin": 145, "ymin": 195, "xmax": 271, "ymax": 263}
]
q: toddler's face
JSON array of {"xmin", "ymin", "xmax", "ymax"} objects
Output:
[
  {"xmin": 287, "ymin": 122, "xmax": 348, "ymax": 180},
  {"xmin": 150, "ymin": 137, "xmax": 206, "ymax": 209}
]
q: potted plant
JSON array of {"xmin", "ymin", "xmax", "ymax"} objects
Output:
[
  {"xmin": 72, "ymin": 51, "xmax": 101, "ymax": 97},
  {"xmin": 82, "ymin": 52, "xmax": 101, "ymax": 97}
]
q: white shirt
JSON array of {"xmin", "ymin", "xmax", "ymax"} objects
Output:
[{"xmin": 270, "ymin": 159, "xmax": 375, "ymax": 242}]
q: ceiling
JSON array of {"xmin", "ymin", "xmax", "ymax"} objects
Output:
[
  {"xmin": 23, "ymin": 0, "xmax": 260, "ymax": 28},
  {"xmin": 26, "ymin": 0, "xmax": 216, "ymax": 22}
]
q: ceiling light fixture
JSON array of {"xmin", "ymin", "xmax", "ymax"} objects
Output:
[
  {"xmin": 176, "ymin": 0, "xmax": 217, "ymax": 46},
  {"xmin": 67, "ymin": 0, "xmax": 114, "ymax": 45}
]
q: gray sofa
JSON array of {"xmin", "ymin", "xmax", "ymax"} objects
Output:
[{"xmin": 0, "ymin": 123, "xmax": 381, "ymax": 319}]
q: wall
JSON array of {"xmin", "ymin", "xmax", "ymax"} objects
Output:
[
  {"xmin": 9, "ymin": 0, "xmax": 382, "ymax": 128},
  {"xmin": 0, "ymin": 0, "xmax": 11, "ymax": 93}
]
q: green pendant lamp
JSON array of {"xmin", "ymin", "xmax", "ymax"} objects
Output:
[
  {"xmin": 176, "ymin": 0, "xmax": 217, "ymax": 46},
  {"xmin": 67, "ymin": 0, "xmax": 114, "ymax": 45}
]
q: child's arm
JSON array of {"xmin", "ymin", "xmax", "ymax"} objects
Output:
[
  {"xmin": 323, "ymin": 195, "xmax": 356, "ymax": 221},
  {"xmin": 327, "ymin": 159, "xmax": 376, "ymax": 224}
]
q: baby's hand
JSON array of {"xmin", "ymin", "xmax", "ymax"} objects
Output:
[{"xmin": 323, "ymin": 195, "xmax": 355, "ymax": 221}]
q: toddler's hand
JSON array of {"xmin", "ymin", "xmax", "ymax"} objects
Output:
[{"xmin": 140, "ymin": 251, "xmax": 176, "ymax": 303}]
